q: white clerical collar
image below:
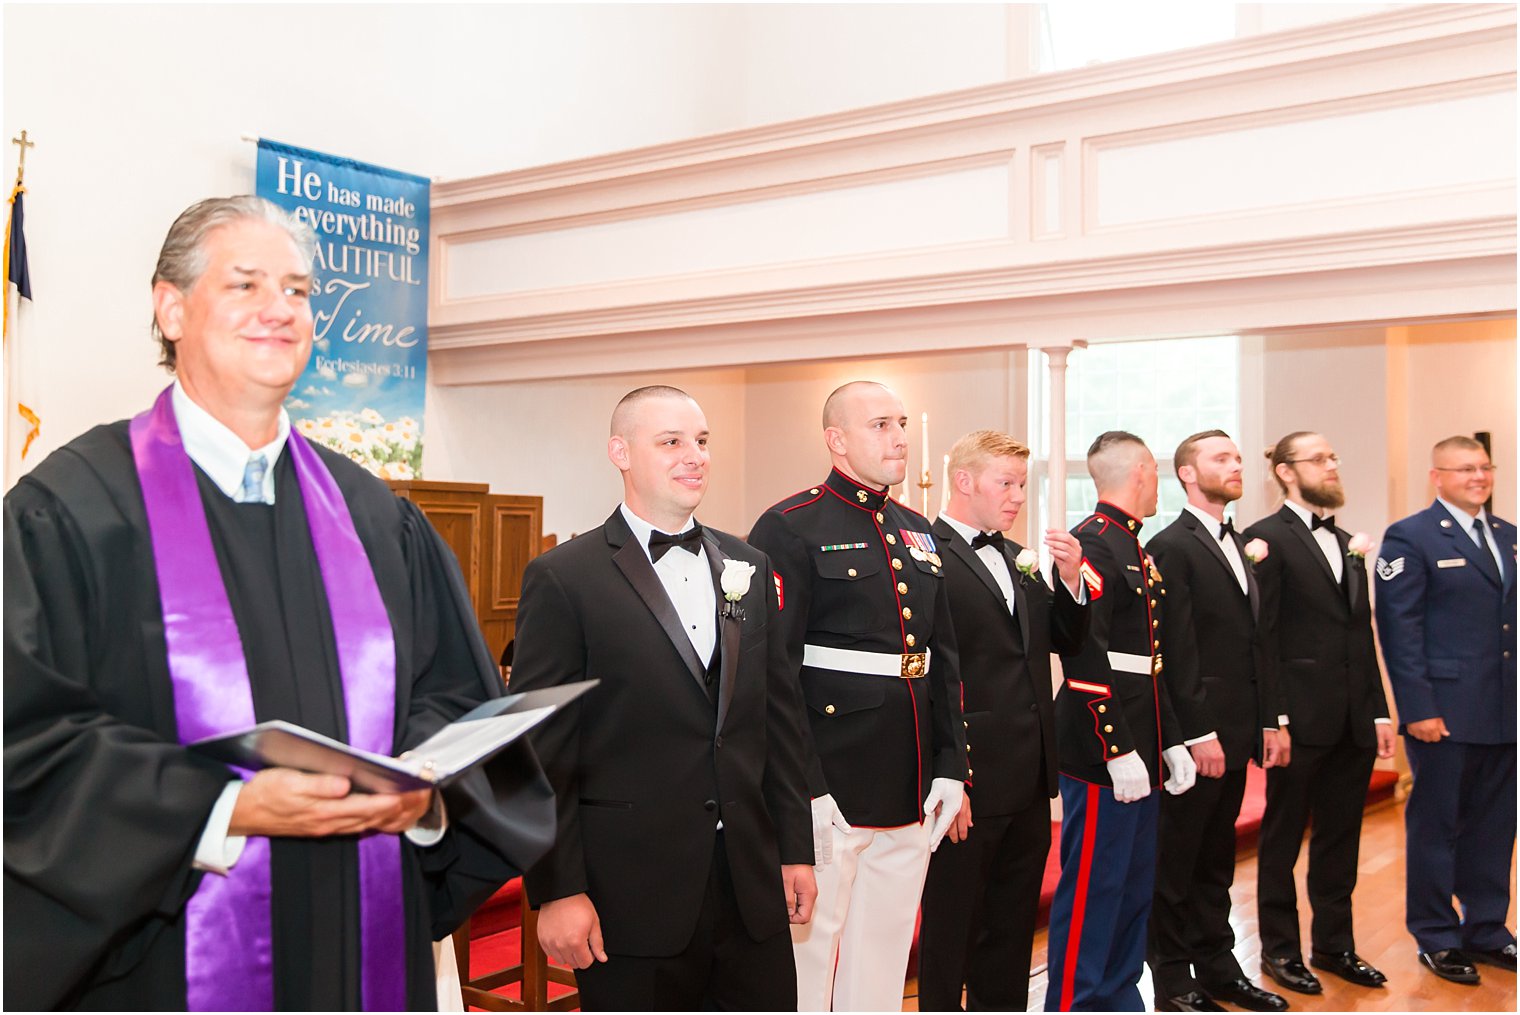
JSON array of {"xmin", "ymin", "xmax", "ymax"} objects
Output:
[
  {"xmin": 619, "ymin": 503, "xmax": 697, "ymax": 562},
  {"xmin": 1184, "ymin": 502, "xmax": 1229, "ymax": 535},
  {"xmin": 1437, "ymin": 496, "xmax": 1488, "ymax": 528},
  {"xmin": 172, "ymin": 380, "xmax": 290, "ymax": 504},
  {"xmin": 939, "ymin": 512, "xmax": 989, "ymax": 546},
  {"xmin": 1283, "ymin": 498, "xmax": 1327, "ymax": 529}
]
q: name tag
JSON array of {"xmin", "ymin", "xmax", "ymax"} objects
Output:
[{"xmin": 1437, "ymin": 558, "xmax": 1467, "ymax": 568}]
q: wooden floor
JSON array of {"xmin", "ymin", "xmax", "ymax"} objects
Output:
[{"xmin": 902, "ymin": 801, "xmax": 1517, "ymax": 1012}]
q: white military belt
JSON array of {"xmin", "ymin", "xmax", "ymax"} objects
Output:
[
  {"xmin": 804, "ymin": 644, "xmax": 931, "ymax": 679},
  {"xmin": 1108, "ymin": 650, "xmax": 1162, "ymax": 676}
]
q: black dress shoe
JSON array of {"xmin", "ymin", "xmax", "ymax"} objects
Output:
[
  {"xmin": 1309, "ymin": 950, "xmax": 1387, "ymax": 987},
  {"xmin": 1419, "ymin": 948, "xmax": 1482, "ymax": 984},
  {"xmin": 1467, "ymin": 942, "xmax": 1517, "ymax": 971},
  {"xmin": 1154, "ymin": 990, "xmax": 1226, "ymax": 1012},
  {"xmin": 1202, "ymin": 977, "xmax": 1289, "ymax": 1012},
  {"xmin": 1260, "ymin": 956, "xmax": 1321, "ymax": 995}
]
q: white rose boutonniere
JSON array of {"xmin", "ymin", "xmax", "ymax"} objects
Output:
[
  {"xmin": 720, "ymin": 559, "xmax": 756, "ymax": 619},
  {"xmin": 1014, "ymin": 547, "xmax": 1039, "ymax": 578},
  {"xmin": 1346, "ymin": 532, "xmax": 1373, "ymax": 558},
  {"xmin": 1244, "ymin": 538, "xmax": 1269, "ymax": 565}
]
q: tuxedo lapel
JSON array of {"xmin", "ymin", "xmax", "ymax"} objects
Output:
[
  {"xmin": 1335, "ymin": 528, "xmax": 1362, "ymax": 613},
  {"xmin": 1239, "ymin": 533, "xmax": 1261, "ymax": 622},
  {"xmin": 1006, "ymin": 543, "xmax": 1032, "ymax": 650},
  {"xmin": 1281, "ymin": 505, "xmax": 1342, "ymax": 602},
  {"xmin": 701, "ymin": 532, "xmax": 741, "ymax": 733},
  {"xmin": 607, "ymin": 513, "xmax": 708, "ymax": 691},
  {"xmin": 935, "ymin": 519, "xmax": 1017, "ymax": 633},
  {"xmin": 1184, "ymin": 511, "xmax": 1244, "ymax": 593}
]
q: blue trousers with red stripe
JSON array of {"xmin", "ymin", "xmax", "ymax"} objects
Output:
[{"xmin": 1044, "ymin": 775, "xmax": 1160, "ymax": 1012}]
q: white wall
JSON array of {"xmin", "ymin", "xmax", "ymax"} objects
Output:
[{"xmin": 2, "ymin": 2, "xmax": 1010, "ymax": 473}]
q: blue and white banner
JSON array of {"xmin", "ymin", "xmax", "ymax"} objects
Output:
[{"xmin": 255, "ymin": 139, "xmax": 429, "ymax": 480}]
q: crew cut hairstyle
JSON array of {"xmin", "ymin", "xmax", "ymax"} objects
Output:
[
  {"xmin": 947, "ymin": 430, "xmax": 1030, "ymax": 481},
  {"xmin": 151, "ymin": 196, "xmax": 316, "ymax": 371},
  {"xmin": 610, "ymin": 384, "xmax": 694, "ymax": 436},
  {"xmin": 1173, "ymin": 429, "xmax": 1232, "ymax": 490},
  {"xmin": 1432, "ymin": 434, "xmax": 1486, "ymax": 458},
  {"xmin": 1086, "ymin": 430, "xmax": 1149, "ymax": 494},
  {"xmin": 1265, "ymin": 431, "xmax": 1317, "ymax": 493}
]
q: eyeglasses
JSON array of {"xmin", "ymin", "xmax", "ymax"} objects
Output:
[
  {"xmin": 1434, "ymin": 464, "xmax": 1498, "ymax": 477},
  {"xmin": 1286, "ymin": 454, "xmax": 1341, "ymax": 468}
]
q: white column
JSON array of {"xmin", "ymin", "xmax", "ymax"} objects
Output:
[{"xmin": 1045, "ymin": 346, "xmax": 1072, "ymax": 530}]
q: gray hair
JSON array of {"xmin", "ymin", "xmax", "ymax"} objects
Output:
[{"xmin": 151, "ymin": 196, "xmax": 316, "ymax": 370}]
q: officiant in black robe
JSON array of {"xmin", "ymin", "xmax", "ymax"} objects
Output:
[{"xmin": 3, "ymin": 196, "xmax": 554, "ymax": 1010}]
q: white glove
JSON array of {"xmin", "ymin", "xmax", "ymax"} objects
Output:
[
  {"xmin": 1162, "ymin": 745, "xmax": 1197, "ymax": 795},
  {"xmin": 810, "ymin": 794, "xmax": 852, "ymax": 867},
  {"xmin": 1105, "ymin": 751, "xmax": 1152, "ymax": 803},
  {"xmin": 922, "ymin": 777, "xmax": 965, "ymax": 852}
]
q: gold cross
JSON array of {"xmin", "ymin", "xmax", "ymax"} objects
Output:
[{"xmin": 12, "ymin": 130, "xmax": 34, "ymax": 185}]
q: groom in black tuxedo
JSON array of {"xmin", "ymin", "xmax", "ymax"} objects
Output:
[
  {"xmin": 918, "ymin": 430, "xmax": 1087, "ymax": 1011},
  {"xmin": 510, "ymin": 385, "xmax": 816, "ymax": 1010},
  {"xmin": 1145, "ymin": 431, "xmax": 1288, "ymax": 1013}
]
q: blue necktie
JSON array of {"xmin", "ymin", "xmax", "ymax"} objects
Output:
[
  {"xmin": 1473, "ymin": 518, "xmax": 1502, "ymax": 582},
  {"xmin": 240, "ymin": 454, "xmax": 268, "ymax": 503}
]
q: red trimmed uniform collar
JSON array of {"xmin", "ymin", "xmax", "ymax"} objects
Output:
[
  {"xmin": 1094, "ymin": 501, "xmax": 1144, "ymax": 538},
  {"xmin": 824, "ymin": 467, "xmax": 890, "ymax": 512}
]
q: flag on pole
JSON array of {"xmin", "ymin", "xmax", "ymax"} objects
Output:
[{"xmin": 4, "ymin": 181, "xmax": 40, "ymax": 484}]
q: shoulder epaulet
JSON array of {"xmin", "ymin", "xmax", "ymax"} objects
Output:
[
  {"xmin": 1076, "ymin": 516, "xmax": 1109, "ymax": 535},
  {"xmin": 776, "ymin": 486, "xmax": 827, "ymax": 514}
]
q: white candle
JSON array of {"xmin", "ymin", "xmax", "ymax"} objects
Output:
[
  {"xmin": 920, "ymin": 412, "xmax": 929, "ymax": 485},
  {"xmin": 941, "ymin": 454, "xmax": 951, "ymax": 513}
]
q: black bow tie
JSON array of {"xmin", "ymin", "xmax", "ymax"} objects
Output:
[
  {"xmin": 971, "ymin": 531, "xmax": 1005, "ymax": 551},
  {"xmin": 1218, "ymin": 518, "xmax": 1235, "ymax": 540},
  {"xmin": 649, "ymin": 525, "xmax": 703, "ymax": 562},
  {"xmin": 1311, "ymin": 513, "xmax": 1336, "ymax": 532}
]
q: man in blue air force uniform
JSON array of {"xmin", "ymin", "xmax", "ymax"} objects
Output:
[{"xmin": 1374, "ymin": 434, "xmax": 1517, "ymax": 986}]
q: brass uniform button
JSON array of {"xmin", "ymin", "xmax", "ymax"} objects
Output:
[
  {"xmin": 1098, "ymin": 704, "xmax": 1107, "ymax": 713},
  {"xmin": 825, "ymin": 704, "xmax": 837, "ymax": 715},
  {"xmin": 902, "ymin": 607, "xmax": 912, "ymax": 620},
  {"xmin": 963, "ymin": 721, "xmax": 968, "ymax": 728},
  {"xmin": 968, "ymin": 768, "xmax": 974, "ymax": 777},
  {"xmin": 847, "ymin": 568, "xmax": 858, "ymax": 577},
  {"xmin": 1153, "ymin": 640, "xmax": 1160, "ymax": 649},
  {"xmin": 898, "ymin": 582, "xmax": 908, "ymax": 594},
  {"xmin": 810, "ymin": 488, "xmax": 820, "ymax": 495},
  {"xmin": 886, "ymin": 534, "xmax": 897, "ymax": 545},
  {"xmin": 858, "ymin": 491, "xmax": 869, "ymax": 503},
  {"xmin": 1110, "ymin": 745, "xmax": 1120, "ymax": 754},
  {"xmin": 1152, "ymin": 619, "xmax": 1159, "ymax": 628},
  {"xmin": 1150, "ymin": 599, "xmax": 1157, "ymax": 607},
  {"xmin": 892, "ymin": 558, "xmax": 903, "ymax": 570},
  {"xmin": 1104, "ymin": 724, "xmax": 1114, "ymax": 733},
  {"xmin": 876, "ymin": 512, "xmax": 885, "ymax": 523},
  {"xmin": 906, "ymin": 634, "xmax": 917, "ymax": 647},
  {"xmin": 1136, "ymin": 587, "xmax": 1144, "ymax": 595}
]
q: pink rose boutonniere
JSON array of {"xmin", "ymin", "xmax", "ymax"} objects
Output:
[
  {"xmin": 1346, "ymin": 533, "xmax": 1374, "ymax": 558},
  {"xmin": 1244, "ymin": 538, "xmax": 1269, "ymax": 564}
]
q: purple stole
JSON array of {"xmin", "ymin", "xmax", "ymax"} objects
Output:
[{"xmin": 130, "ymin": 386, "xmax": 406, "ymax": 1011}]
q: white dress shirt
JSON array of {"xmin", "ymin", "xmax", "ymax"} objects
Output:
[
  {"xmin": 1438, "ymin": 496, "xmax": 1506, "ymax": 577},
  {"xmin": 940, "ymin": 513, "xmax": 1017, "ymax": 615},
  {"xmin": 175, "ymin": 384, "xmax": 444, "ymax": 874},
  {"xmin": 619, "ymin": 504, "xmax": 718, "ymax": 665},
  {"xmin": 1284, "ymin": 498, "xmax": 1343, "ymax": 582}
]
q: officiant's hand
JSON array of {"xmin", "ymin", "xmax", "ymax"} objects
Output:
[{"xmin": 228, "ymin": 768, "xmax": 433, "ymax": 837}]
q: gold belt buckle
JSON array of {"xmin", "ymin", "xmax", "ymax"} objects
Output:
[
  {"xmin": 1152, "ymin": 653, "xmax": 1164, "ymax": 676},
  {"xmin": 901, "ymin": 652, "xmax": 927, "ymax": 679}
]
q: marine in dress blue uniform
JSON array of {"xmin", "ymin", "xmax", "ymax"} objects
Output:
[
  {"xmin": 749, "ymin": 381, "xmax": 967, "ymax": 1012},
  {"xmin": 1374, "ymin": 436, "xmax": 1517, "ymax": 983},
  {"xmin": 1044, "ymin": 432, "xmax": 1194, "ymax": 1013}
]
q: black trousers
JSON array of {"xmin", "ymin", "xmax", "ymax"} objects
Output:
[
  {"xmin": 575, "ymin": 835, "xmax": 797, "ymax": 1011},
  {"xmin": 1148, "ymin": 767, "xmax": 1248, "ymax": 998},
  {"xmin": 1256, "ymin": 736, "xmax": 1375, "ymax": 959},
  {"xmin": 918, "ymin": 795, "xmax": 1052, "ymax": 1011}
]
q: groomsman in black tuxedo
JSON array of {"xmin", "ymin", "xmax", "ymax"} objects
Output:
[
  {"xmin": 1145, "ymin": 431, "xmax": 1289, "ymax": 1013},
  {"xmin": 918, "ymin": 430, "xmax": 1088, "ymax": 1011},
  {"xmin": 1244, "ymin": 431, "xmax": 1394, "ymax": 997},
  {"xmin": 510, "ymin": 385, "xmax": 816, "ymax": 1010}
]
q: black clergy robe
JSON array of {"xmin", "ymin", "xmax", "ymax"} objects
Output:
[{"xmin": 4, "ymin": 421, "xmax": 555, "ymax": 1011}]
